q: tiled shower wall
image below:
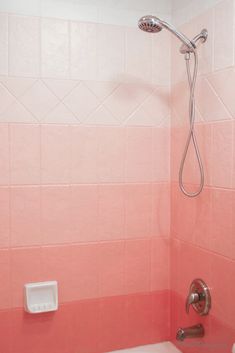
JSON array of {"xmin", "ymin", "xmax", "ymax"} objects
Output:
[
  {"xmin": 171, "ymin": 0, "xmax": 235, "ymax": 352},
  {"xmin": 0, "ymin": 8, "xmax": 171, "ymax": 353}
]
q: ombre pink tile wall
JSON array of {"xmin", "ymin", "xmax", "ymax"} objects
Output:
[
  {"xmin": 171, "ymin": 0, "xmax": 235, "ymax": 352},
  {"xmin": 0, "ymin": 11, "xmax": 171, "ymax": 353}
]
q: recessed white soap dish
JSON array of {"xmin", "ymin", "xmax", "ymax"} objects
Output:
[{"xmin": 24, "ymin": 281, "xmax": 58, "ymax": 314}]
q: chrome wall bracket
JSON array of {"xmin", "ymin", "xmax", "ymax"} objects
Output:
[{"xmin": 186, "ymin": 279, "xmax": 211, "ymax": 316}]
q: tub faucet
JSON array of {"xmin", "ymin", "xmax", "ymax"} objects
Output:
[{"xmin": 176, "ymin": 324, "xmax": 204, "ymax": 341}]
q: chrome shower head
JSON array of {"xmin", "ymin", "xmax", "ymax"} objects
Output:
[
  {"xmin": 138, "ymin": 15, "xmax": 196, "ymax": 53},
  {"xmin": 138, "ymin": 15, "xmax": 163, "ymax": 33}
]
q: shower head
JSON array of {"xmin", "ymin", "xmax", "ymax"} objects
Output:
[
  {"xmin": 138, "ymin": 15, "xmax": 196, "ymax": 53},
  {"xmin": 138, "ymin": 15, "xmax": 163, "ymax": 33}
]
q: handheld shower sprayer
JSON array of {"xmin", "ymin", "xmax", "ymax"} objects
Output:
[{"xmin": 138, "ymin": 15, "xmax": 208, "ymax": 198}]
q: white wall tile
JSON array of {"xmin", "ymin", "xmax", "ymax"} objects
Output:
[
  {"xmin": 41, "ymin": 18, "xmax": 69, "ymax": 78},
  {"xmin": 0, "ymin": 14, "xmax": 8, "ymax": 76},
  {"xmin": 9, "ymin": 15, "xmax": 40, "ymax": 77}
]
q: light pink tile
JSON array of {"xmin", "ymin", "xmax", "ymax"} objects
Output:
[
  {"xmin": 97, "ymin": 127, "xmax": 125, "ymax": 182},
  {"xmin": 211, "ymin": 121, "xmax": 233, "ymax": 188},
  {"xmin": 125, "ymin": 184, "xmax": 152, "ymax": 239},
  {"xmin": 152, "ymin": 31, "xmax": 171, "ymax": 86},
  {"xmin": 70, "ymin": 22, "xmax": 97, "ymax": 80},
  {"xmin": 98, "ymin": 185, "xmax": 125, "ymax": 241},
  {"xmin": 97, "ymin": 24, "xmax": 125, "ymax": 81},
  {"xmin": 70, "ymin": 126, "xmax": 98, "ymax": 183},
  {"xmin": 70, "ymin": 185, "xmax": 98, "ymax": 242},
  {"xmin": 195, "ymin": 77, "xmax": 231, "ymax": 122},
  {"xmin": 0, "ymin": 124, "xmax": 9, "ymax": 184},
  {"xmin": 10, "ymin": 124, "xmax": 40, "ymax": 185},
  {"xmin": 151, "ymin": 183, "xmax": 170, "ymax": 238},
  {"xmin": 0, "ymin": 14, "xmax": 8, "ymax": 75},
  {"xmin": 210, "ymin": 188, "xmax": 235, "ymax": 260},
  {"xmin": 20, "ymin": 81, "xmax": 59, "ymax": 121},
  {"xmin": 41, "ymin": 186, "xmax": 71, "ymax": 245},
  {"xmin": 43, "ymin": 79, "xmax": 78, "ymax": 100},
  {"xmin": 11, "ymin": 247, "xmax": 42, "ymax": 307},
  {"xmin": 0, "ymin": 83, "xmax": 15, "ymax": 116},
  {"xmin": 41, "ymin": 18, "xmax": 69, "ymax": 78},
  {"xmin": 150, "ymin": 238, "xmax": 169, "ymax": 291},
  {"xmin": 0, "ymin": 249, "xmax": 10, "ymax": 309},
  {"xmin": 42, "ymin": 244, "xmax": 99, "ymax": 302},
  {"xmin": 125, "ymin": 127, "xmax": 153, "ymax": 182},
  {"xmin": 125, "ymin": 27, "xmax": 152, "ymax": 83},
  {"xmin": 152, "ymin": 127, "xmax": 170, "ymax": 182},
  {"xmin": 208, "ymin": 68, "xmax": 235, "ymax": 117},
  {"xmin": 124, "ymin": 239, "xmax": 151, "ymax": 294},
  {"xmin": 99, "ymin": 241, "xmax": 125, "ymax": 297},
  {"xmin": 0, "ymin": 187, "xmax": 10, "ymax": 248},
  {"xmin": 11, "ymin": 186, "xmax": 41, "ymax": 247},
  {"xmin": 171, "ymin": 182, "xmax": 213, "ymax": 249},
  {"xmin": 104, "ymin": 83, "xmax": 151, "ymax": 123},
  {"xmin": 0, "ymin": 77, "xmax": 36, "ymax": 98},
  {"xmin": 63, "ymin": 82, "xmax": 99, "ymax": 122},
  {"xmin": 213, "ymin": 0, "xmax": 234, "ymax": 71},
  {"xmin": 9, "ymin": 15, "xmax": 40, "ymax": 77},
  {"xmin": 41, "ymin": 125, "xmax": 70, "ymax": 184}
]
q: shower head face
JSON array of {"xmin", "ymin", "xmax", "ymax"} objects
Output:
[{"xmin": 138, "ymin": 15, "xmax": 163, "ymax": 33}]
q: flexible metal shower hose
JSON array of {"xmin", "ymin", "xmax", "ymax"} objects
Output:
[{"xmin": 179, "ymin": 50, "xmax": 204, "ymax": 197}]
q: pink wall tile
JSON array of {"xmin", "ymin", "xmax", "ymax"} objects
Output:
[
  {"xmin": 9, "ymin": 15, "xmax": 40, "ymax": 77},
  {"xmin": 0, "ymin": 14, "xmax": 8, "ymax": 76},
  {"xmin": 170, "ymin": 239, "xmax": 212, "ymax": 298},
  {"xmin": 70, "ymin": 184, "xmax": 98, "ymax": 242},
  {"xmin": 0, "ymin": 187, "xmax": 10, "ymax": 248},
  {"xmin": 41, "ymin": 125, "xmax": 70, "ymax": 184},
  {"xmin": 125, "ymin": 184, "xmax": 152, "ymax": 239},
  {"xmin": 98, "ymin": 184, "xmax": 125, "ymax": 241},
  {"xmin": 99, "ymin": 296, "xmax": 127, "ymax": 352},
  {"xmin": 97, "ymin": 127, "xmax": 125, "ymax": 182},
  {"xmin": 41, "ymin": 18, "xmax": 69, "ymax": 78},
  {"xmin": 125, "ymin": 127, "xmax": 153, "ymax": 182},
  {"xmin": 10, "ymin": 124, "xmax": 40, "ymax": 185},
  {"xmin": 211, "ymin": 121, "xmax": 233, "ymax": 188},
  {"xmin": 99, "ymin": 241, "xmax": 125, "ymax": 297},
  {"xmin": 195, "ymin": 77, "xmax": 231, "ymax": 122},
  {"xmin": 0, "ymin": 124, "xmax": 9, "ymax": 184},
  {"xmin": 208, "ymin": 68, "xmax": 235, "ymax": 118},
  {"xmin": 11, "ymin": 306, "xmax": 72, "ymax": 353},
  {"xmin": 42, "ymin": 244, "xmax": 99, "ymax": 302},
  {"xmin": 69, "ymin": 299, "xmax": 100, "ymax": 353},
  {"xmin": 210, "ymin": 253, "xmax": 235, "ymax": 328},
  {"xmin": 152, "ymin": 183, "xmax": 170, "ymax": 237},
  {"xmin": 210, "ymin": 188, "xmax": 235, "ymax": 260},
  {"xmin": 41, "ymin": 186, "xmax": 71, "ymax": 245},
  {"xmin": 150, "ymin": 238, "xmax": 169, "ymax": 291},
  {"xmin": 11, "ymin": 247, "xmax": 42, "ymax": 308},
  {"xmin": 124, "ymin": 239, "xmax": 151, "ymax": 294},
  {"xmin": 152, "ymin": 128, "xmax": 170, "ymax": 182},
  {"xmin": 70, "ymin": 126, "xmax": 98, "ymax": 183},
  {"xmin": 0, "ymin": 310, "xmax": 11, "ymax": 353},
  {"xmin": 0, "ymin": 250, "xmax": 10, "ymax": 309},
  {"xmin": 11, "ymin": 186, "xmax": 41, "ymax": 247}
]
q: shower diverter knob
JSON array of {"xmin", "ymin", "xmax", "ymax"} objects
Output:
[{"xmin": 186, "ymin": 279, "xmax": 211, "ymax": 316}]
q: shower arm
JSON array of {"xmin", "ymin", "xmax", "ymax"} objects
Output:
[{"xmin": 159, "ymin": 20, "xmax": 196, "ymax": 52}]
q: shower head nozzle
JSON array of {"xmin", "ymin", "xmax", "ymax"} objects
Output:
[{"xmin": 138, "ymin": 16, "xmax": 163, "ymax": 33}]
